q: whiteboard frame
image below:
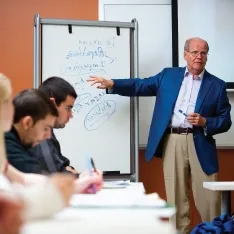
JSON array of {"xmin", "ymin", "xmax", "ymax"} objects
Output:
[{"xmin": 33, "ymin": 14, "xmax": 140, "ymax": 181}]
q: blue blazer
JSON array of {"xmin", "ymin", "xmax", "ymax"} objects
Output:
[{"xmin": 111, "ymin": 67, "xmax": 232, "ymax": 175}]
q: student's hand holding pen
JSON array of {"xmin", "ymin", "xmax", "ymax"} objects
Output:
[{"xmin": 73, "ymin": 170, "xmax": 103, "ymax": 194}]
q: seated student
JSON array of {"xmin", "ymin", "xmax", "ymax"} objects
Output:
[
  {"xmin": 0, "ymin": 73, "xmax": 74, "ymax": 220},
  {"xmin": 28, "ymin": 77, "xmax": 78, "ymax": 175},
  {"xmin": 5, "ymin": 88, "xmax": 58, "ymax": 173},
  {"xmin": 0, "ymin": 74, "xmax": 102, "ymax": 217}
]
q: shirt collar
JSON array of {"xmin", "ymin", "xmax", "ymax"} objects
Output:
[{"xmin": 184, "ymin": 67, "xmax": 205, "ymax": 80}]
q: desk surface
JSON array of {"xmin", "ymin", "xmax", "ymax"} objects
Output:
[
  {"xmin": 21, "ymin": 207, "xmax": 176, "ymax": 234},
  {"xmin": 204, "ymin": 182, "xmax": 234, "ymax": 191},
  {"xmin": 21, "ymin": 182, "xmax": 176, "ymax": 234},
  {"xmin": 70, "ymin": 182, "xmax": 175, "ymax": 217}
]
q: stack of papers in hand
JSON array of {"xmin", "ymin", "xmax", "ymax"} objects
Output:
[{"xmin": 70, "ymin": 191, "xmax": 166, "ymax": 209}]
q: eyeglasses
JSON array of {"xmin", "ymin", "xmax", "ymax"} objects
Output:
[{"xmin": 188, "ymin": 51, "xmax": 208, "ymax": 57}]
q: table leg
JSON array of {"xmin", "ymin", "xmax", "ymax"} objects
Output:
[{"xmin": 221, "ymin": 191, "xmax": 231, "ymax": 215}]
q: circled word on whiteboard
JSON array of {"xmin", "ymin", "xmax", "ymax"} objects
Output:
[{"xmin": 84, "ymin": 100, "xmax": 116, "ymax": 131}]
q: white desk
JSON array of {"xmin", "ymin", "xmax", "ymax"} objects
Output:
[
  {"xmin": 21, "ymin": 182, "xmax": 176, "ymax": 234},
  {"xmin": 203, "ymin": 182, "xmax": 234, "ymax": 214},
  {"xmin": 21, "ymin": 207, "xmax": 176, "ymax": 234},
  {"xmin": 70, "ymin": 182, "xmax": 176, "ymax": 217}
]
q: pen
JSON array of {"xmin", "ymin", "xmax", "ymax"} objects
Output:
[
  {"xmin": 90, "ymin": 157, "xmax": 97, "ymax": 173},
  {"xmin": 178, "ymin": 109, "xmax": 188, "ymax": 117},
  {"xmin": 87, "ymin": 156, "xmax": 96, "ymax": 194}
]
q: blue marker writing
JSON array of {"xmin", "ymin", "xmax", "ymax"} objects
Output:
[{"xmin": 178, "ymin": 109, "xmax": 188, "ymax": 117}]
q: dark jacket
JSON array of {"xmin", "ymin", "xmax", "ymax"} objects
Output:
[
  {"xmin": 28, "ymin": 131, "xmax": 74, "ymax": 174},
  {"xmin": 5, "ymin": 127, "xmax": 46, "ymax": 174}
]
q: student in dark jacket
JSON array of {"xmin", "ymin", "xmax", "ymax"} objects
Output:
[
  {"xmin": 5, "ymin": 89, "xmax": 59, "ymax": 174},
  {"xmin": 28, "ymin": 77, "xmax": 79, "ymax": 176}
]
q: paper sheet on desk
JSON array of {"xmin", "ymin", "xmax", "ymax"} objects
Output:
[
  {"xmin": 103, "ymin": 180, "xmax": 131, "ymax": 189},
  {"xmin": 70, "ymin": 191, "xmax": 166, "ymax": 209}
]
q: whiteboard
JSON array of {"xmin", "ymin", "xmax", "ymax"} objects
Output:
[
  {"xmin": 178, "ymin": 0, "xmax": 234, "ymax": 147},
  {"xmin": 41, "ymin": 24, "xmax": 134, "ymax": 173},
  {"xmin": 178, "ymin": 0, "xmax": 234, "ymax": 84},
  {"xmin": 99, "ymin": 0, "xmax": 172, "ymax": 147}
]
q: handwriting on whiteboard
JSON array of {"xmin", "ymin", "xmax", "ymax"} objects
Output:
[
  {"xmin": 66, "ymin": 47, "xmax": 115, "ymax": 64},
  {"xmin": 72, "ymin": 91, "xmax": 106, "ymax": 114},
  {"xmin": 75, "ymin": 38, "xmax": 115, "ymax": 48},
  {"xmin": 60, "ymin": 38, "xmax": 118, "ymax": 131},
  {"xmin": 84, "ymin": 100, "xmax": 116, "ymax": 131},
  {"xmin": 60, "ymin": 61, "xmax": 106, "ymax": 76}
]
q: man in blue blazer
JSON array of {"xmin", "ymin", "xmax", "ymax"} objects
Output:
[{"xmin": 88, "ymin": 37, "xmax": 232, "ymax": 233}]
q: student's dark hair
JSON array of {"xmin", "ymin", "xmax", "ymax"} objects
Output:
[
  {"xmin": 39, "ymin": 76, "xmax": 77, "ymax": 106},
  {"xmin": 13, "ymin": 89, "xmax": 58, "ymax": 124}
]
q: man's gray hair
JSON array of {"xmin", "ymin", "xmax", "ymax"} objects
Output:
[{"xmin": 184, "ymin": 37, "xmax": 209, "ymax": 52}]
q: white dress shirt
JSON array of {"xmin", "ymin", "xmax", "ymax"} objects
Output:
[{"xmin": 170, "ymin": 68, "xmax": 204, "ymax": 128}]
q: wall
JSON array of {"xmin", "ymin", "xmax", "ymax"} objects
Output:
[
  {"xmin": 0, "ymin": 0, "xmax": 98, "ymax": 95},
  {"xmin": 1, "ymin": 0, "xmax": 234, "ymax": 230}
]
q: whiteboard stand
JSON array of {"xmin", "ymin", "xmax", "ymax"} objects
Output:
[{"xmin": 33, "ymin": 14, "xmax": 139, "ymax": 181}]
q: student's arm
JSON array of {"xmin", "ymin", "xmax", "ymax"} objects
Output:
[
  {"xmin": 11, "ymin": 174, "xmax": 74, "ymax": 220},
  {"xmin": 49, "ymin": 136, "xmax": 78, "ymax": 174},
  {"xmin": 4, "ymin": 167, "xmax": 75, "ymax": 220},
  {"xmin": 6, "ymin": 165, "xmax": 46, "ymax": 185},
  {"xmin": 65, "ymin": 166, "xmax": 79, "ymax": 175}
]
